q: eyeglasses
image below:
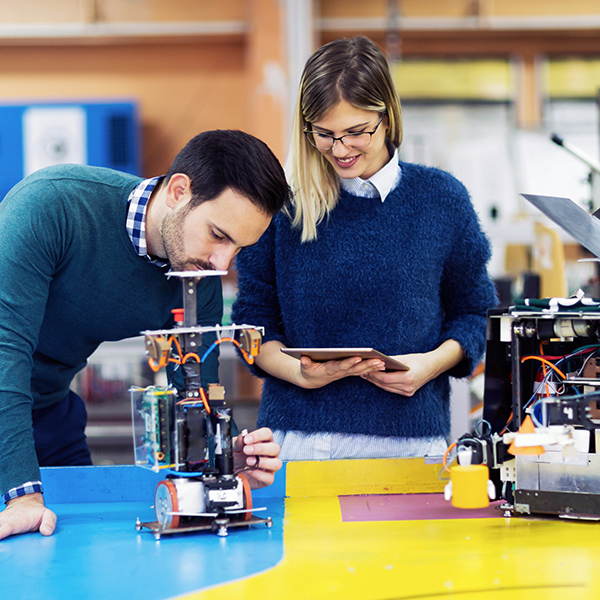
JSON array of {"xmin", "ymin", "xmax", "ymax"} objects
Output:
[{"xmin": 304, "ymin": 114, "xmax": 385, "ymax": 151}]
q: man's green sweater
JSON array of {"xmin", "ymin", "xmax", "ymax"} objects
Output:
[{"xmin": 0, "ymin": 165, "xmax": 222, "ymax": 496}]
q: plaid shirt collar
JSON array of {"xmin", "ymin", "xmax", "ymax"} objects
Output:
[{"xmin": 126, "ymin": 176, "xmax": 169, "ymax": 268}]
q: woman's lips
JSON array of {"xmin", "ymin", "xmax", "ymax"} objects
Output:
[{"xmin": 333, "ymin": 155, "xmax": 360, "ymax": 169}]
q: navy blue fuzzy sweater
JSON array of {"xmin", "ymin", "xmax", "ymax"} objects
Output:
[{"xmin": 232, "ymin": 161, "xmax": 497, "ymax": 439}]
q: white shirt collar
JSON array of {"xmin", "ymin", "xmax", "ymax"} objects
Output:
[{"xmin": 339, "ymin": 146, "xmax": 401, "ymax": 202}]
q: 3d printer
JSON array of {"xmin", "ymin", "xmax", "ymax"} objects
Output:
[
  {"xmin": 448, "ymin": 192, "xmax": 600, "ymax": 520},
  {"xmin": 132, "ymin": 271, "xmax": 271, "ymax": 539},
  {"xmin": 473, "ymin": 299, "xmax": 600, "ymax": 519}
]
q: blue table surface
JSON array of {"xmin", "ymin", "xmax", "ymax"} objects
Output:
[{"xmin": 0, "ymin": 465, "xmax": 286, "ymax": 600}]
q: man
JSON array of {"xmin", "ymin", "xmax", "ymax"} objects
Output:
[{"xmin": 0, "ymin": 129, "xmax": 291, "ymax": 540}]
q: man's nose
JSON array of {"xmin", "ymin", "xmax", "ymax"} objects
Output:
[{"xmin": 210, "ymin": 247, "xmax": 238, "ymax": 271}]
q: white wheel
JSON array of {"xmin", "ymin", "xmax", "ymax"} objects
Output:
[{"xmin": 155, "ymin": 480, "xmax": 180, "ymax": 529}]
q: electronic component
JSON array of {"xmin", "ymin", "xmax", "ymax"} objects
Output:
[
  {"xmin": 447, "ymin": 301, "xmax": 600, "ymax": 519},
  {"xmin": 133, "ymin": 271, "xmax": 270, "ymax": 539},
  {"xmin": 240, "ymin": 329, "xmax": 262, "ymax": 357}
]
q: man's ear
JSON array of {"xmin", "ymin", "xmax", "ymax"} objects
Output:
[{"xmin": 165, "ymin": 173, "xmax": 192, "ymax": 209}]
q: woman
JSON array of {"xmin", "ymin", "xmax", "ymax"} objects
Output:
[{"xmin": 232, "ymin": 36, "xmax": 497, "ymax": 460}]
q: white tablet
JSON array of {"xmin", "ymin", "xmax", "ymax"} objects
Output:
[{"xmin": 281, "ymin": 348, "xmax": 409, "ymax": 371}]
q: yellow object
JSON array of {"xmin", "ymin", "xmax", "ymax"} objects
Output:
[
  {"xmin": 532, "ymin": 222, "xmax": 567, "ymax": 299},
  {"xmin": 449, "ymin": 464, "xmax": 490, "ymax": 509},
  {"xmin": 392, "ymin": 59, "xmax": 511, "ymax": 100},
  {"xmin": 504, "ymin": 243, "xmax": 531, "ymax": 277},
  {"xmin": 548, "ymin": 58, "xmax": 600, "ymax": 98},
  {"xmin": 286, "ymin": 457, "xmax": 445, "ymax": 498}
]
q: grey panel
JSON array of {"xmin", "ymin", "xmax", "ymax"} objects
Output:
[{"xmin": 522, "ymin": 193, "xmax": 600, "ymax": 259}]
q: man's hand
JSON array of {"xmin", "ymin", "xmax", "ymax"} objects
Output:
[
  {"xmin": 233, "ymin": 427, "xmax": 282, "ymax": 489},
  {"xmin": 0, "ymin": 492, "xmax": 56, "ymax": 541}
]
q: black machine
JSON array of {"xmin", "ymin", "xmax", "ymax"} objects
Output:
[
  {"xmin": 451, "ymin": 190, "xmax": 600, "ymax": 519},
  {"xmin": 472, "ymin": 301, "xmax": 600, "ymax": 519}
]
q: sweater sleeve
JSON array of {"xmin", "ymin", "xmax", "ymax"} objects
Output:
[
  {"xmin": 0, "ymin": 180, "xmax": 67, "ymax": 496},
  {"xmin": 439, "ymin": 182, "xmax": 497, "ymax": 378},
  {"xmin": 231, "ymin": 218, "xmax": 286, "ymax": 377}
]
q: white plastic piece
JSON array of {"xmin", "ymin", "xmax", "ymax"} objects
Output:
[
  {"xmin": 500, "ymin": 459, "xmax": 516, "ymax": 482},
  {"xmin": 444, "ymin": 481, "xmax": 453, "ymax": 501},
  {"xmin": 457, "ymin": 448, "xmax": 473, "ymax": 466},
  {"xmin": 166, "ymin": 270, "xmax": 227, "ymax": 278},
  {"xmin": 173, "ymin": 478, "xmax": 206, "ymax": 515},
  {"xmin": 503, "ymin": 426, "xmax": 574, "ymax": 448}
]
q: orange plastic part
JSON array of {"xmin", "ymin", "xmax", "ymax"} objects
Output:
[
  {"xmin": 238, "ymin": 473, "xmax": 253, "ymax": 522},
  {"xmin": 508, "ymin": 414, "xmax": 546, "ymax": 456}
]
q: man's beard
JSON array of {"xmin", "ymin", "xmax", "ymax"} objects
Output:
[{"xmin": 160, "ymin": 209, "xmax": 213, "ymax": 271}]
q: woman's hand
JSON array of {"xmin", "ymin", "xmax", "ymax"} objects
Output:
[
  {"xmin": 253, "ymin": 340, "xmax": 386, "ymax": 390},
  {"xmin": 361, "ymin": 340, "xmax": 465, "ymax": 397},
  {"xmin": 297, "ymin": 355, "xmax": 386, "ymax": 389},
  {"xmin": 233, "ymin": 427, "xmax": 282, "ymax": 489},
  {"xmin": 361, "ymin": 353, "xmax": 433, "ymax": 396}
]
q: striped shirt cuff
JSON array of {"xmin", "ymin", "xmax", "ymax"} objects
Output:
[{"xmin": 3, "ymin": 481, "xmax": 43, "ymax": 504}]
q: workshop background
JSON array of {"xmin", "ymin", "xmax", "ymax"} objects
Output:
[{"xmin": 1, "ymin": 0, "xmax": 599, "ymax": 464}]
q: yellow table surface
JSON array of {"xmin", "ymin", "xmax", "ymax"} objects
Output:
[{"xmin": 195, "ymin": 457, "xmax": 600, "ymax": 600}]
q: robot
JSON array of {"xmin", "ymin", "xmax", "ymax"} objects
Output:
[{"xmin": 133, "ymin": 271, "xmax": 272, "ymax": 539}]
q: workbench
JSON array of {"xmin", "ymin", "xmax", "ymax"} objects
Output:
[{"xmin": 2, "ymin": 458, "xmax": 599, "ymax": 599}]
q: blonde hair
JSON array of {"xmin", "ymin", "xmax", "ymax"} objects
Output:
[{"xmin": 286, "ymin": 36, "xmax": 403, "ymax": 242}]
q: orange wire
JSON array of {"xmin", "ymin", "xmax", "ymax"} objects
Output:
[
  {"xmin": 521, "ymin": 355, "xmax": 566, "ymax": 380},
  {"xmin": 148, "ymin": 336, "xmax": 182, "ymax": 371},
  {"xmin": 469, "ymin": 401, "xmax": 483, "ymax": 416},
  {"xmin": 500, "ymin": 412, "xmax": 513, "ymax": 435},
  {"xmin": 443, "ymin": 441, "xmax": 457, "ymax": 473},
  {"xmin": 148, "ymin": 355, "xmax": 169, "ymax": 372},
  {"xmin": 540, "ymin": 342, "xmax": 550, "ymax": 399},
  {"xmin": 228, "ymin": 337, "xmax": 254, "ymax": 364},
  {"xmin": 148, "ymin": 358, "xmax": 161, "ymax": 372},
  {"xmin": 210, "ymin": 337, "xmax": 254, "ymax": 365},
  {"xmin": 470, "ymin": 361, "xmax": 485, "ymax": 379},
  {"xmin": 182, "ymin": 352, "xmax": 202, "ymax": 364},
  {"xmin": 176, "ymin": 389, "xmax": 210, "ymax": 415},
  {"xmin": 168, "ymin": 336, "xmax": 183, "ymax": 359},
  {"xmin": 148, "ymin": 331, "xmax": 256, "ymax": 372},
  {"xmin": 199, "ymin": 387, "xmax": 211, "ymax": 414}
]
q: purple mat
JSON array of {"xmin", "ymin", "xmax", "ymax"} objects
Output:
[{"xmin": 339, "ymin": 493, "xmax": 503, "ymax": 522}]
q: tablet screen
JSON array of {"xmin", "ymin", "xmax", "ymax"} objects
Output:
[{"xmin": 280, "ymin": 348, "xmax": 409, "ymax": 371}]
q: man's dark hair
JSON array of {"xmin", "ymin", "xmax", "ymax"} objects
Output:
[{"xmin": 166, "ymin": 129, "xmax": 291, "ymax": 215}]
